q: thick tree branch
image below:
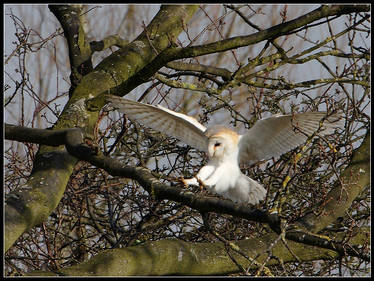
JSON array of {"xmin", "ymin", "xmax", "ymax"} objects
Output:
[
  {"xmin": 298, "ymin": 130, "xmax": 370, "ymax": 233},
  {"xmin": 5, "ymin": 123, "xmax": 79, "ymax": 146},
  {"xmin": 27, "ymin": 227, "xmax": 369, "ymax": 276},
  {"xmin": 82, "ymin": 5, "xmax": 199, "ymax": 109},
  {"xmin": 49, "ymin": 5, "xmax": 93, "ymax": 93}
]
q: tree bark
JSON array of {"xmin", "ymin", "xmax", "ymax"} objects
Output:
[{"xmin": 27, "ymin": 227, "xmax": 369, "ymax": 276}]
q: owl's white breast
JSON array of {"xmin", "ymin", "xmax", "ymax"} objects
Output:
[{"xmin": 206, "ymin": 159, "xmax": 241, "ymax": 193}]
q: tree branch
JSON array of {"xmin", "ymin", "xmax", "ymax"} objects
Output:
[
  {"xmin": 49, "ymin": 5, "xmax": 93, "ymax": 94},
  {"xmin": 298, "ymin": 130, "xmax": 370, "ymax": 233},
  {"xmin": 166, "ymin": 61, "xmax": 232, "ymax": 81},
  {"xmin": 89, "ymin": 35, "xmax": 129, "ymax": 53},
  {"xmin": 27, "ymin": 227, "xmax": 369, "ymax": 276},
  {"xmin": 5, "ymin": 123, "xmax": 79, "ymax": 146},
  {"xmin": 169, "ymin": 5, "xmax": 370, "ymax": 59}
]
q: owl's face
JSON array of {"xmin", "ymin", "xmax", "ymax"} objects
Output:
[
  {"xmin": 206, "ymin": 126, "xmax": 240, "ymax": 161},
  {"xmin": 207, "ymin": 137, "xmax": 227, "ymax": 159}
]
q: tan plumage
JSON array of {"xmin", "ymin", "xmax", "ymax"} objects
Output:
[{"xmin": 106, "ymin": 94, "xmax": 343, "ymax": 205}]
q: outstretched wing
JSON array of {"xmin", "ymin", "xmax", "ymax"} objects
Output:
[
  {"xmin": 238, "ymin": 112, "xmax": 343, "ymax": 165},
  {"xmin": 106, "ymin": 95, "xmax": 208, "ymax": 151}
]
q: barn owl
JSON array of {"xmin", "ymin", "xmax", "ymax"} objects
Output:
[{"xmin": 106, "ymin": 95, "xmax": 342, "ymax": 205}]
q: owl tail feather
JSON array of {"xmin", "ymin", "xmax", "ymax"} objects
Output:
[
  {"xmin": 224, "ymin": 174, "xmax": 267, "ymax": 205},
  {"xmin": 245, "ymin": 177, "xmax": 267, "ymax": 205}
]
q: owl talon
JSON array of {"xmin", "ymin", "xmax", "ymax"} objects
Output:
[
  {"xmin": 196, "ymin": 178, "xmax": 206, "ymax": 190},
  {"xmin": 179, "ymin": 176, "xmax": 189, "ymax": 188}
]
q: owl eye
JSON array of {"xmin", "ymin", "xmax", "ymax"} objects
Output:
[{"xmin": 214, "ymin": 142, "xmax": 221, "ymax": 147}]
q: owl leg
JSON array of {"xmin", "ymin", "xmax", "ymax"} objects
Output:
[
  {"xmin": 196, "ymin": 178, "xmax": 208, "ymax": 190},
  {"xmin": 180, "ymin": 165, "xmax": 215, "ymax": 189},
  {"xmin": 201, "ymin": 166, "xmax": 223, "ymax": 187},
  {"xmin": 194, "ymin": 165, "xmax": 216, "ymax": 189}
]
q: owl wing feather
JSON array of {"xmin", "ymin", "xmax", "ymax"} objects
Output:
[
  {"xmin": 238, "ymin": 112, "xmax": 343, "ymax": 165},
  {"xmin": 106, "ymin": 95, "xmax": 208, "ymax": 151}
]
